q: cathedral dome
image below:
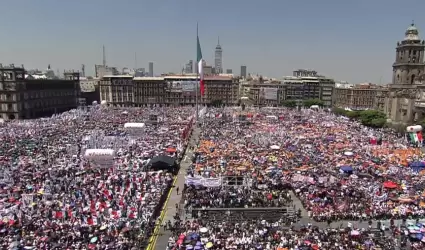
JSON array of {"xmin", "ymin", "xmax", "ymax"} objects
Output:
[{"xmin": 404, "ymin": 23, "xmax": 420, "ymax": 40}]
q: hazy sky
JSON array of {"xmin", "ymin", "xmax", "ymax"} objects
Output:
[{"xmin": 1, "ymin": 0, "xmax": 425, "ymax": 83}]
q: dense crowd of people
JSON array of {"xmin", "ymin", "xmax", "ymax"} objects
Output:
[
  {"xmin": 0, "ymin": 106, "xmax": 195, "ymax": 249},
  {"xmin": 4, "ymin": 104, "xmax": 425, "ymax": 249},
  {"xmin": 171, "ymin": 106, "xmax": 425, "ymax": 249},
  {"xmin": 185, "ymin": 107, "xmax": 425, "ymax": 220},
  {"xmin": 168, "ymin": 219, "xmax": 401, "ymax": 250}
]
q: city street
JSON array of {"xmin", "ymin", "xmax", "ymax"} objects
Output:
[{"xmin": 153, "ymin": 127, "xmax": 201, "ymax": 250}]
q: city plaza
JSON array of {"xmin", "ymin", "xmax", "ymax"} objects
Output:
[{"xmin": 0, "ymin": 105, "xmax": 425, "ymax": 249}]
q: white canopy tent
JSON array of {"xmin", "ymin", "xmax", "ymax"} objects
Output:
[
  {"xmin": 84, "ymin": 149, "xmax": 115, "ymax": 168},
  {"xmin": 124, "ymin": 123, "xmax": 145, "ymax": 136},
  {"xmin": 407, "ymin": 125, "xmax": 422, "ymax": 132},
  {"xmin": 84, "ymin": 149, "xmax": 115, "ymax": 159},
  {"xmin": 124, "ymin": 123, "xmax": 145, "ymax": 129}
]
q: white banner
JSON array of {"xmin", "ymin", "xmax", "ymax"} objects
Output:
[
  {"xmin": 185, "ymin": 176, "xmax": 222, "ymax": 187},
  {"xmin": 181, "ymin": 81, "xmax": 196, "ymax": 92},
  {"xmin": 261, "ymin": 88, "xmax": 278, "ymax": 100}
]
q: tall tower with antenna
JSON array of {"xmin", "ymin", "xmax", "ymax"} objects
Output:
[
  {"xmin": 214, "ymin": 36, "xmax": 223, "ymax": 74},
  {"xmin": 102, "ymin": 45, "xmax": 106, "ymax": 66},
  {"xmin": 81, "ymin": 64, "xmax": 85, "ymax": 77}
]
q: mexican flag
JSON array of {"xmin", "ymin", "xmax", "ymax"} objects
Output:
[
  {"xmin": 410, "ymin": 132, "xmax": 419, "ymax": 143},
  {"xmin": 197, "ymin": 27, "xmax": 205, "ymax": 96}
]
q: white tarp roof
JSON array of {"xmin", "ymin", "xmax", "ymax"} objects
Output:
[
  {"xmin": 124, "ymin": 123, "xmax": 145, "ymax": 128},
  {"xmin": 407, "ymin": 125, "xmax": 422, "ymax": 132},
  {"xmin": 84, "ymin": 149, "xmax": 115, "ymax": 157}
]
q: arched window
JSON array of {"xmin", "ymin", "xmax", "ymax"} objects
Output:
[
  {"xmin": 397, "ymin": 74, "xmax": 400, "ymax": 82},
  {"xmin": 411, "ymin": 74, "xmax": 416, "ymax": 84}
]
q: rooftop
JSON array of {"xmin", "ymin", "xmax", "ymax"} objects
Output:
[
  {"xmin": 133, "ymin": 77, "xmax": 165, "ymax": 81},
  {"xmin": 102, "ymin": 75, "xmax": 133, "ymax": 78}
]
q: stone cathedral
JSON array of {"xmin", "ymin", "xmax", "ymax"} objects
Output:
[{"xmin": 384, "ymin": 23, "xmax": 425, "ymax": 124}]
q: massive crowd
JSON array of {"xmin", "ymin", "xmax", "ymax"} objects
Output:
[
  {"xmin": 4, "ymin": 104, "xmax": 425, "ymax": 249},
  {"xmin": 172, "ymin": 107, "xmax": 425, "ymax": 249},
  {"xmin": 168, "ymin": 219, "xmax": 402, "ymax": 250},
  {"xmin": 185, "ymin": 107, "xmax": 425, "ymax": 221},
  {"xmin": 0, "ymin": 106, "xmax": 195, "ymax": 249}
]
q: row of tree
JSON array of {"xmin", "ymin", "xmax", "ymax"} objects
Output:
[
  {"xmin": 332, "ymin": 107, "xmax": 387, "ymax": 128},
  {"xmin": 281, "ymin": 99, "xmax": 325, "ymax": 108},
  {"xmin": 219, "ymin": 97, "xmax": 388, "ymax": 128},
  {"xmin": 280, "ymin": 98, "xmax": 387, "ymax": 128}
]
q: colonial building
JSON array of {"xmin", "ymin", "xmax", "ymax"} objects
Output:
[
  {"xmin": 0, "ymin": 64, "xmax": 80, "ymax": 120},
  {"xmin": 243, "ymin": 80, "xmax": 285, "ymax": 106},
  {"xmin": 99, "ymin": 75, "xmax": 239, "ymax": 106},
  {"xmin": 375, "ymin": 87, "xmax": 389, "ymax": 112},
  {"xmin": 241, "ymin": 73, "xmax": 335, "ymax": 107},
  {"xmin": 384, "ymin": 23, "xmax": 425, "ymax": 123},
  {"xmin": 334, "ymin": 83, "xmax": 384, "ymax": 110}
]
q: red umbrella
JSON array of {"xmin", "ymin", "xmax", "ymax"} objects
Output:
[
  {"xmin": 383, "ymin": 181, "xmax": 398, "ymax": 189},
  {"xmin": 266, "ymin": 194, "xmax": 273, "ymax": 200},
  {"xmin": 166, "ymin": 147, "xmax": 176, "ymax": 153}
]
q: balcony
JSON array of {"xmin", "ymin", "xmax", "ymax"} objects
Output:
[{"xmin": 415, "ymin": 101, "xmax": 425, "ymax": 108}]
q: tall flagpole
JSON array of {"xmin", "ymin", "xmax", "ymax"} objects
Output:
[{"xmin": 196, "ymin": 23, "xmax": 199, "ymax": 123}]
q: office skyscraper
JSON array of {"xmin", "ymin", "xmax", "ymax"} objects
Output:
[
  {"xmin": 240, "ymin": 65, "xmax": 247, "ymax": 78},
  {"xmin": 148, "ymin": 62, "xmax": 154, "ymax": 77},
  {"xmin": 214, "ymin": 37, "xmax": 223, "ymax": 74},
  {"xmin": 226, "ymin": 69, "xmax": 233, "ymax": 74}
]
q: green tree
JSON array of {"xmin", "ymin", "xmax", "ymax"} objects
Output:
[
  {"xmin": 346, "ymin": 111, "xmax": 360, "ymax": 119},
  {"xmin": 358, "ymin": 110, "xmax": 387, "ymax": 128},
  {"xmin": 303, "ymin": 99, "xmax": 324, "ymax": 107},
  {"xmin": 281, "ymin": 99, "xmax": 297, "ymax": 108},
  {"xmin": 332, "ymin": 107, "xmax": 347, "ymax": 116}
]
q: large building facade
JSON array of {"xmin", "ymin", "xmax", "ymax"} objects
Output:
[
  {"xmin": 0, "ymin": 65, "xmax": 80, "ymax": 120},
  {"xmin": 99, "ymin": 75, "xmax": 239, "ymax": 106},
  {"xmin": 242, "ymin": 73, "xmax": 335, "ymax": 107},
  {"xmin": 384, "ymin": 23, "xmax": 425, "ymax": 123},
  {"xmin": 334, "ymin": 83, "xmax": 384, "ymax": 110},
  {"xmin": 282, "ymin": 76, "xmax": 334, "ymax": 107}
]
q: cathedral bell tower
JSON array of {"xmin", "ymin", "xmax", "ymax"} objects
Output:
[{"xmin": 392, "ymin": 23, "xmax": 425, "ymax": 85}]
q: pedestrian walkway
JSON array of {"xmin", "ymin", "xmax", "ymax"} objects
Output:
[{"xmin": 152, "ymin": 127, "xmax": 201, "ymax": 250}]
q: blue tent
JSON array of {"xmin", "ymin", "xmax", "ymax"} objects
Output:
[
  {"xmin": 340, "ymin": 166, "xmax": 353, "ymax": 172},
  {"xmin": 409, "ymin": 161, "xmax": 425, "ymax": 168},
  {"xmin": 409, "ymin": 161, "xmax": 425, "ymax": 172}
]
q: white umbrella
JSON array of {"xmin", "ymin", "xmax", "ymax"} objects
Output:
[
  {"xmin": 199, "ymin": 227, "xmax": 208, "ymax": 233},
  {"xmin": 270, "ymin": 145, "xmax": 280, "ymax": 150},
  {"xmin": 344, "ymin": 151, "xmax": 354, "ymax": 156}
]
